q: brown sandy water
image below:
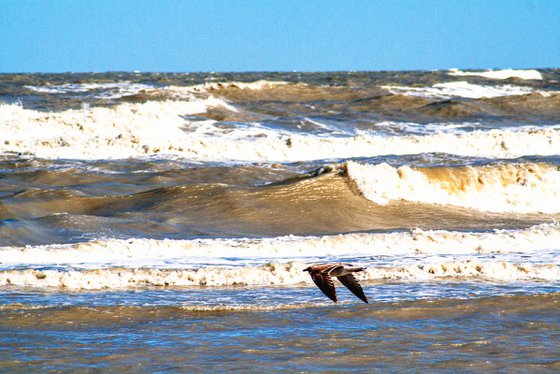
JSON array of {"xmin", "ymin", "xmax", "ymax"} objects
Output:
[
  {"xmin": 0, "ymin": 159, "xmax": 556, "ymax": 245},
  {"xmin": 0, "ymin": 291, "xmax": 558, "ymax": 372}
]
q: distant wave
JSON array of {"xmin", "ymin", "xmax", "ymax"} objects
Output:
[
  {"xmin": 347, "ymin": 161, "xmax": 560, "ymax": 213},
  {"xmin": 24, "ymin": 80, "xmax": 289, "ymax": 100},
  {"xmin": 25, "ymin": 82, "xmax": 156, "ymax": 99},
  {"xmin": 381, "ymin": 81, "xmax": 535, "ymax": 99},
  {"xmin": 1, "ymin": 101, "xmax": 559, "ymax": 161},
  {"xmin": 448, "ymin": 68, "xmax": 543, "ymax": 80}
]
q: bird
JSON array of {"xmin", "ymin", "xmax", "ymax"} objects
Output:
[{"xmin": 303, "ymin": 263, "xmax": 368, "ymax": 303}]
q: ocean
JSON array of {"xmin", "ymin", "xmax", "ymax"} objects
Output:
[{"xmin": 0, "ymin": 68, "xmax": 559, "ymax": 371}]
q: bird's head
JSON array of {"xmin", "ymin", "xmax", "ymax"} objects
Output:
[{"xmin": 303, "ymin": 267, "xmax": 311, "ymax": 272}]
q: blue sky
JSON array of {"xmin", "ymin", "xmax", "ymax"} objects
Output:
[{"xmin": 0, "ymin": 0, "xmax": 558, "ymax": 73}]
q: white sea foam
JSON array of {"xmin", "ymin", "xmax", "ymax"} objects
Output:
[
  {"xmin": 381, "ymin": 81, "xmax": 534, "ymax": 99},
  {"xmin": 25, "ymin": 80, "xmax": 289, "ymax": 101},
  {"xmin": 0, "ymin": 259, "xmax": 558, "ymax": 289},
  {"xmin": 1, "ymin": 223, "xmax": 559, "ymax": 269},
  {"xmin": 448, "ymin": 68, "xmax": 543, "ymax": 80},
  {"xmin": 1, "ymin": 102, "xmax": 560, "ymax": 161},
  {"xmin": 0, "ymin": 99, "xmax": 234, "ymax": 159},
  {"xmin": 25, "ymin": 82, "xmax": 156, "ymax": 99},
  {"xmin": 371, "ymin": 259, "xmax": 560, "ymax": 282},
  {"xmin": 184, "ymin": 80, "xmax": 289, "ymax": 92},
  {"xmin": 0, "ymin": 223, "xmax": 558, "ymax": 289},
  {"xmin": 346, "ymin": 161, "xmax": 560, "ymax": 213}
]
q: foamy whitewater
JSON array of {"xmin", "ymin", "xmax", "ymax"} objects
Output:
[
  {"xmin": 347, "ymin": 161, "xmax": 560, "ymax": 213},
  {"xmin": 1, "ymin": 69, "xmax": 559, "ymax": 371},
  {"xmin": 2, "ymin": 99, "xmax": 560, "ymax": 161},
  {"xmin": 1, "ymin": 223, "xmax": 559, "ymax": 289},
  {"xmin": 380, "ymin": 80, "xmax": 537, "ymax": 99},
  {"xmin": 448, "ymin": 68, "xmax": 543, "ymax": 80}
]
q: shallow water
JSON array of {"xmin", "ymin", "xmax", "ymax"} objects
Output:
[
  {"xmin": 1, "ymin": 289, "xmax": 559, "ymax": 372},
  {"xmin": 1, "ymin": 69, "xmax": 559, "ymax": 371}
]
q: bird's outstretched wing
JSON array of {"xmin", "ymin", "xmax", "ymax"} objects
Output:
[
  {"xmin": 310, "ymin": 273, "xmax": 337, "ymax": 302},
  {"xmin": 326, "ymin": 264, "xmax": 344, "ymax": 275},
  {"xmin": 337, "ymin": 274, "xmax": 368, "ymax": 303}
]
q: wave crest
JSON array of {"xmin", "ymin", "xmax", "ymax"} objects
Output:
[
  {"xmin": 1, "ymin": 101, "xmax": 559, "ymax": 161},
  {"xmin": 447, "ymin": 68, "xmax": 543, "ymax": 80},
  {"xmin": 380, "ymin": 81, "xmax": 535, "ymax": 99},
  {"xmin": 0, "ymin": 259, "xmax": 558, "ymax": 290},
  {"xmin": 347, "ymin": 161, "xmax": 560, "ymax": 213},
  {"xmin": 1, "ymin": 223, "xmax": 559, "ymax": 268}
]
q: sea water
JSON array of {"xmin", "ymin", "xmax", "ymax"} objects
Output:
[{"xmin": 0, "ymin": 69, "xmax": 559, "ymax": 371}]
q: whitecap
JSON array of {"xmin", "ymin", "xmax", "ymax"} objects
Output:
[
  {"xmin": 381, "ymin": 81, "xmax": 533, "ymax": 99},
  {"xmin": 346, "ymin": 161, "xmax": 560, "ymax": 213},
  {"xmin": 448, "ymin": 68, "xmax": 543, "ymax": 80}
]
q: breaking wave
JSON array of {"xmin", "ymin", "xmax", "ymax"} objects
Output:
[
  {"xmin": 346, "ymin": 161, "xmax": 560, "ymax": 213},
  {"xmin": 24, "ymin": 80, "xmax": 290, "ymax": 100},
  {"xmin": 381, "ymin": 81, "xmax": 535, "ymax": 99},
  {"xmin": 447, "ymin": 68, "xmax": 543, "ymax": 80},
  {"xmin": 25, "ymin": 82, "xmax": 156, "ymax": 99},
  {"xmin": 1, "ymin": 100, "xmax": 559, "ymax": 161},
  {"xmin": 0, "ymin": 259, "xmax": 558, "ymax": 290},
  {"xmin": 0, "ymin": 222, "xmax": 558, "ymax": 267}
]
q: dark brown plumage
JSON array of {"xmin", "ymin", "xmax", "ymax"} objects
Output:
[{"xmin": 303, "ymin": 263, "xmax": 368, "ymax": 303}]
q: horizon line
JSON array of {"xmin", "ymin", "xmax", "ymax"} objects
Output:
[{"xmin": 0, "ymin": 66, "xmax": 556, "ymax": 75}]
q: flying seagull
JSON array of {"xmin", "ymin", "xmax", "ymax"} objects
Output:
[{"xmin": 303, "ymin": 263, "xmax": 368, "ymax": 303}]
